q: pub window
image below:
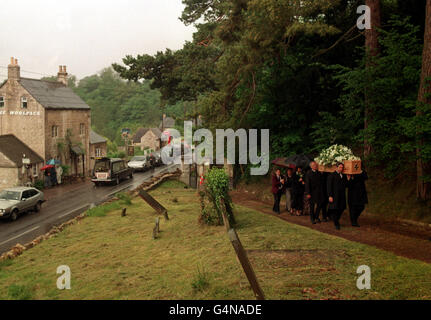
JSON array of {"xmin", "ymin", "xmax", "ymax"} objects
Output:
[
  {"xmin": 95, "ymin": 148, "xmax": 102, "ymax": 157},
  {"xmin": 52, "ymin": 125, "xmax": 58, "ymax": 138},
  {"xmin": 0, "ymin": 97, "xmax": 4, "ymax": 108},
  {"xmin": 21, "ymin": 96, "xmax": 28, "ymax": 108},
  {"xmin": 80, "ymin": 123, "xmax": 85, "ymax": 135}
]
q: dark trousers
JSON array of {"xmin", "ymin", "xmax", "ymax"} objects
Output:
[
  {"xmin": 321, "ymin": 202, "xmax": 329, "ymax": 219},
  {"xmin": 309, "ymin": 200, "xmax": 323, "ymax": 222},
  {"xmin": 273, "ymin": 190, "xmax": 282, "ymax": 213},
  {"xmin": 292, "ymin": 192, "xmax": 304, "ymax": 211},
  {"xmin": 349, "ymin": 205, "xmax": 365, "ymax": 224},
  {"xmin": 330, "ymin": 209, "xmax": 344, "ymax": 227}
]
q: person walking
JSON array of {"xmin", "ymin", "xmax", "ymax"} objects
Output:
[
  {"xmin": 327, "ymin": 162, "xmax": 348, "ymax": 230},
  {"xmin": 284, "ymin": 168, "xmax": 295, "ymax": 214},
  {"xmin": 305, "ymin": 161, "xmax": 325, "ymax": 224},
  {"xmin": 321, "ymin": 171, "xmax": 330, "ymax": 222},
  {"xmin": 271, "ymin": 169, "xmax": 284, "ymax": 214},
  {"xmin": 55, "ymin": 165, "xmax": 63, "ymax": 185},
  {"xmin": 292, "ymin": 166, "xmax": 305, "ymax": 215},
  {"xmin": 347, "ymin": 170, "xmax": 368, "ymax": 227}
]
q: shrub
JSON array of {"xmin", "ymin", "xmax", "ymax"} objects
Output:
[
  {"xmin": 199, "ymin": 168, "xmax": 235, "ymax": 226},
  {"xmin": 33, "ymin": 179, "xmax": 45, "ymax": 190}
]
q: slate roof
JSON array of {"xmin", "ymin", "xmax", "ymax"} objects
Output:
[
  {"xmin": 132, "ymin": 128, "xmax": 162, "ymax": 143},
  {"xmin": 0, "ymin": 134, "xmax": 44, "ymax": 167},
  {"xmin": 19, "ymin": 78, "xmax": 90, "ymax": 110},
  {"xmin": 90, "ymin": 130, "xmax": 107, "ymax": 145},
  {"xmin": 159, "ymin": 116, "xmax": 175, "ymax": 129},
  {"xmin": 132, "ymin": 128, "xmax": 149, "ymax": 143}
]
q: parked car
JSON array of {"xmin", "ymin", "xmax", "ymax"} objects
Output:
[
  {"xmin": 150, "ymin": 151, "xmax": 163, "ymax": 167},
  {"xmin": 128, "ymin": 156, "xmax": 150, "ymax": 172},
  {"xmin": 92, "ymin": 158, "xmax": 133, "ymax": 186},
  {"xmin": 0, "ymin": 187, "xmax": 44, "ymax": 221}
]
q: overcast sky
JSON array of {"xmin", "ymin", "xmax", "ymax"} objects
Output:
[{"xmin": 0, "ymin": 0, "xmax": 195, "ymax": 81}]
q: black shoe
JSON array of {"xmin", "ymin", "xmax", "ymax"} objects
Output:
[
  {"xmin": 311, "ymin": 220, "xmax": 316, "ymax": 224},
  {"xmin": 352, "ymin": 223, "xmax": 360, "ymax": 227},
  {"xmin": 316, "ymin": 219, "xmax": 321, "ymax": 223},
  {"xmin": 335, "ymin": 225, "xmax": 341, "ymax": 230}
]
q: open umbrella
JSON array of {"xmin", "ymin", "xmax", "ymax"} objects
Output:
[
  {"xmin": 47, "ymin": 159, "xmax": 61, "ymax": 165},
  {"xmin": 285, "ymin": 154, "xmax": 313, "ymax": 169},
  {"xmin": 40, "ymin": 164, "xmax": 54, "ymax": 171},
  {"xmin": 271, "ymin": 158, "xmax": 295, "ymax": 169}
]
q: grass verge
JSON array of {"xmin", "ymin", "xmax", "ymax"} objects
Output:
[{"xmin": 0, "ymin": 179, "xmax": 430, "ymax": 299}]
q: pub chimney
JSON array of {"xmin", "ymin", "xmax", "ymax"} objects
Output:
[
  {"xmin": 8, "ymin": 57, "xmax": 20, "ymax": 81},
  {"xmin": 57, "ymin": 65, "xmax": 68, "ymax": 86}
]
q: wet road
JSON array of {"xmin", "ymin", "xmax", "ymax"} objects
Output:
[{"xmin": 0, "ymin": 164, "xmax": 178, "ymax": 254}]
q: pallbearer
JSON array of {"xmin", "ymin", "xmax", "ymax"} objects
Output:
[
  {"xmin": 327, "ymin": 162, "xmax": 348, "ymax": 230},
  {"xmin": 305, "ymin": 161, "xmax": 325, "ymax": 224},
  {"xmin": 347, "ymin": 170, "xmax": 368, "ymax": 227}
]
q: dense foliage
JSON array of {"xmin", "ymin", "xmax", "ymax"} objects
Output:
[{"xmin": 109, "ymin": 0, "xmax": 430, "ymax": 201}]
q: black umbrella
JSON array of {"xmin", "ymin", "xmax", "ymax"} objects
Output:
[{"xmin": 285, "ymin": 154, "xmax": 312, "ymax": 169}]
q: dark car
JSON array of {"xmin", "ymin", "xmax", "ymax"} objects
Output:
[
  {"xmin": 91, "ymin": 158, "xmax": 133, "ymax": 186},
  {"xmin": 148, "ymin": 151, "xmax": 163, "ymax": 167}
]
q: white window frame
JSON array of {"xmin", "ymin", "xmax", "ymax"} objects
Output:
[
  {"xmin": 0, "ymin": 96, "xmax": 4, "ymax": 108},
  {"xmin": 52, "ymin": 125, "xmax": 58, "ymax": 138},
  {"xmin": 80, "ymin": 123, "xmax": 85, "ymax": 135},
  {"xmin": 95, "ymin": 148, "xmax": 102, "ymax": 157},
  {"xmin": 21, "ymin": 96, "xmax": 28, "ymax": 109}
]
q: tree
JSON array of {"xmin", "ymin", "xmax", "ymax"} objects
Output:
[
  {"xmin": 364, "ymin": 0, "xmax": 381, "ymax": 158},
  {"xmin": 416, "ymin": 0, "xmax": 431, "ymax": 200}
]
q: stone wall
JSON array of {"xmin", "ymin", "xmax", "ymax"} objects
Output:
[
  {"xmin": 140, "ymin": 131, "xmax": 160, "ymax": 151},
  {"xmin": 45, "ymin": 109, "xmax": 91, "ymax": 175},
  {"xmin": 0, "ymin": 167, "xmax": 19, "ymax": 189},
  {"xmin": 0, "ymin": 79, "xmax": 45, "ymax": 158}
]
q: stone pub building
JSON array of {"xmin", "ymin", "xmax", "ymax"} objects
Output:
[{"xmin": 0, "ymin": 58, "xmax": 91, "ymax": 187}]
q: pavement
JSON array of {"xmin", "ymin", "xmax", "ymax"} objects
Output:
[{"xmin": 0, "ymin": 164, "xmax": 179, "ymax": 254}]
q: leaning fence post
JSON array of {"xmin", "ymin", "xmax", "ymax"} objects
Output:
[
  {"xmin": 138, "ymin": 188, "xmax": 169, "ymax": 220},
  {"xmin": 228, "ymin": 229, "xmax": 265, "ymax": 300}
]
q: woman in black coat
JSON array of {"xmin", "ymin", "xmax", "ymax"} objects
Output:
[
  {"xmin": 292, "ymin": 167, "xmax": 305, "ymax": 215},
  {"xmin": 347, "ymin": 171, "xmax": 368, "ymax": 227}
]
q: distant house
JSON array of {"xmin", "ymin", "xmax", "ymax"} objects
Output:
[
  {"xmin": 159, "ymin": 115, "xmax": 175, "ymax": 130},
  {"xmin": 132, "ymin": 128, "xmax": 162, "ymax": 152},
  {"xmin": 89, "ymin": 130, "xmax": 107, "ymax": 170},
  {"xmin": 0, "ymin": 134, "xmax": 44, "ymax": 189}
]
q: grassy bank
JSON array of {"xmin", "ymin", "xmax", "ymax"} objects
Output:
[{"xmin": 0, "ymin": 180, "xmax": 430, "ymax": 300}]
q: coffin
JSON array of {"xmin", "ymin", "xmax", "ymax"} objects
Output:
[
  {"xmin": 343, "ymin": 160, "xmax": 362, "ymax": 175},
  {"xmin": 317, "ymin": 160, "xmax": 362, "ymax": 174}
]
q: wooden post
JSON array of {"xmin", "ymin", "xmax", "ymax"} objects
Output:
[
  {"xmin": 121, "ymin": 208, "xmax": 127, "ymax": 217},
  {"xmin": 138, "ymin": 188, "xmax": 169, "ymax": 220},
  {"xmin": 219, "ymin": 199, "xmax": 230, "ymax": 232},
  {"xmin": 153, "ymin": 217, "xmax": 160, "ymax": 239},
  {"xmin": 228, "ymin": 229, "xmax": 265, "ymax": 300},
  {"xmin": 155, "ymin": 217, "xmax": 160, "ymax": 233}
]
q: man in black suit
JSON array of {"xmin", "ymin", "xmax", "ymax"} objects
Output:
[
  {"xmin": 347, "ymin": 171, "xmax": 368, "ymax": 227},
  {"xmin": 327, "ymin": 162, "xmax": 348, "ymax": 230},
  {"xmin": 305, "ymin": 161, "xmax": 325, "ymax": 224}
]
